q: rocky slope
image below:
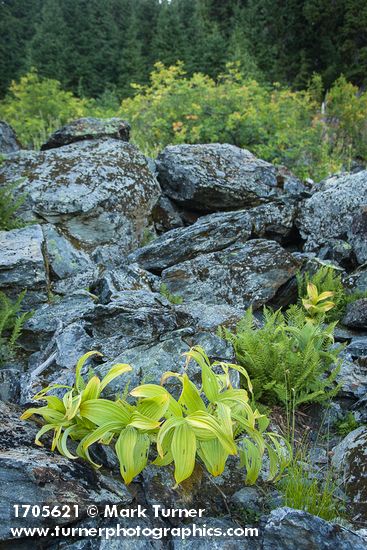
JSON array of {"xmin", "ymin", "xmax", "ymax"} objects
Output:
[{"xmin": 0, "ymin": 119, "xmax": 366, "ymax": 549}]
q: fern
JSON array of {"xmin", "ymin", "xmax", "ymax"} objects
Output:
[
  {"xmin": 0, "ymin": 290, "xmax": 33, "ymax": 366},
  {"xmin": 219, "ymin": 306, "xmax": 344, "ymax": 409}
]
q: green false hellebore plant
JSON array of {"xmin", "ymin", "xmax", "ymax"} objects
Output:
[{"xmin": 21, "ymin": 347, "xmax": 291, "ymax": 486}]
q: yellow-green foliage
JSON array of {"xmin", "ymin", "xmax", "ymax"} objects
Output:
[
  {"xmin": 301, "ymin": 283, "xmax": 335, "ymax": 321},
  {"xmin": 1, "ymin": 66, "xmax": 366, "ymax": 180},
  {"xmin": 22, "ymin": 347, "xmax": 291, "ymax": 487},
  {"xmin": 121, "ymin": 63, "xmax": 367, "ymax": 180},
  {"xmin": 0, "ymin": 69, "xmax": 88, "ymax": 149},
  {"xmin": 297, "ymin": 266, "xmax": 367, "ymax": 322},
  {"xmin": 278, "ymin": 450, "xmax": 343, "ymax": 521}
]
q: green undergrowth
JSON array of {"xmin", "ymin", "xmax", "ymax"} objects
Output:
[
  {"xmin": 218, "ymin": 305, "xmax": 343, "ymax": 409},
  {"xmin": 297, "ymin": 265, "xmax": 367, "ymax": 323},
  {"xmin": 0, "ymin": 290, "xmax": 32, "ymax": 366},
  {"xmin": 22, "ymin": 347, "xmax": 291, "ymax": 487}
]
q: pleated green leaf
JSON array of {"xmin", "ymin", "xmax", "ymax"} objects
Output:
[
  {"xmin": 178, "ymin": 373, "xmax": 206, "ymax": 414},
  {"xmin": 157, "ymin": 417, "xmax": 183, "ymax": 458},
  {"xmin": 137, "ymin": 394, "xmax": 170, "ymax": 421},
  {"xmin": 129, "ymin": 410, "xmax": 161, "ymax": 430},
  {"xmin": 81, "ymin": 376, "xmax": 101, "ymax": 402},
  {"xmin": 115, "ymin": 426, "xmax": 150, "ymax": 484},
  {"xmin": 75, "ymin": 351, "xmax": 102, "ymax": 392},
  {"xmin": 198, "ymin": 439, "xmax": 229, "ymax": 477},
  {"xmin": 99, "ymin": 363, "xmax": 132, "ymax": 392},
  {"xmin": 186, "ymin": 411, "xmax": 237, "ymax": 455},
  {"xmin": 79, "ymin": 399, "xmax": 131, "ymax": 426},
  {"xmin": 131, "ymin": 384, "xmax": 182, "ymax": 417},
  {"xmin": 77, "ymin": 421, "xmax": 123, "ymax": 467},
  {"xmin": 171, "ymin": 422, "xmax": 196, "ymax": 485}
]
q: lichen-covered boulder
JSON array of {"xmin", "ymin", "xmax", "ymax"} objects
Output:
[
  {"xmin": 349, "ymin": 207, "xmax": 367, "ymax": 265},
  {"xmin": 42, "ymin": 224, "xmax": 94, "ymax": 280},
  {"xmin": 343, "ymin": 299, "xmax": 367, "ymax": 329},
  {"xmin": 0, "ymin": 121, "xmax": 21, "ymax": 154},
  {"xmin": 23, "ymin": 292, "xmax": 96, "ymax": 350},
  {"xmin": 332, "ymin": 427, "xmax": 367, "ymax": 523},
  {"xmin": 83, "ymin": 290, "xmax": 183, "ymax": 358},
  {"xmin": 0, "ymin": 140, "xmax": 161, "ymax": 253},
  {"xmin": 0, "ymin": 224, "xmax": 47, "ymax": 307},
  {"xmin": 262, "ymin": 507, "xmax": 367, "ymax": 549},
  {"xmin": 157, "ymin": 143, "xmax": 305, "ymax": 212},
  {"xmin": 297, "ymin": 171, "xmax": 367, "ymax": 264},
  {"xmin": 41, "ymin": 117, "xmax": 130, "ymax": 150},
  {"xmin": 129, "ymin": 202, "xmax": 297, "ymax": 272},
  {"xmin": 161, "ymin": 239, "xmax": 300, "ymax": 309}
]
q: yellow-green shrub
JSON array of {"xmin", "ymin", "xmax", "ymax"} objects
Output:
[
  {"xmin": 121, "ymin": 63, "xmax": 367, "ymax": 180},
  {"xmin": 0, "ymin": 69, "xmax": 88, "ymax": 149}
]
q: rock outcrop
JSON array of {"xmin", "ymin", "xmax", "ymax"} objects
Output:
[
  {"xmin": 161, "ymin": 239, "xmax": 300, "ymax": 309},
  {"xmin": 41, "ymin": 117, "xmax": 130, "ymax": 150},
  {"xmin": 157, "ymin": 143, "xmax": 306, "ymax": 212},
  {"xmin": 1, "ymin": 122, "xmax": 367, "ymax": 549},
  {"xmin": 298, "ymin": 170, "xmax": 367, "ymax": 266},
  {"xmin": 0, "ymin": 121, "xmax": 21, "ymax": 154},
  {"xmin": 0, "ymin": 139, "xmax": 161, "ymax": 254},
  {"xmin": 332, "ymin": 427, "xmax": 367, "ymax": 523}
]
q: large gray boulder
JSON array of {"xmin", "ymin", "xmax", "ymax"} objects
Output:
[
  {"xmin": 0, "ymin": 139, "xmax": 161, "ymax": 253},
  {"xmin": 0, "ymin": 401, "xmax": 131, "ymax": 542},
  {"xmin": 23, "ymin": 292, "xmax": 96, "ymax": 350},
  {"xmin": 0, "ymin": 224, "xmax": 48, "ymax": 307},
  {"xmin": 337, "ymin": 350, "xmax": 367, "ymax": 399},
  {"xmin": 42, "ymin": 224, "xmax": 94, "ymax": 280},
  {"xmin": 332, "ymin": 427, "xmax": 367, "ymax": 523},
  {"xmin": 161, "ymin": 239, "xmax": 300, "ymax": 309},
  {"xmin": 343, "ymin": 299, "xmax": 367, "ymax": 329},
  {"xmin": 349, "ymin": 207, "xmax": 367, "ymax": 265},
  {"xmin": 0, "ymin": 121, "xmax": 21, "ymax": 154},
  {"xmin": 157, "ymin": 143, "xmax": 305, "ymax": 212},
  {"xmin": 129, "ymin": 202, "xmax": 297, "ymax": 272},
  {"xmin": 41, "ymin": 117, "xmax": 130, "ymax": 150},
  {"xmin": 84, "ymin": 290, "xmax": 184, "ymax": 358},
  {"xmin": 298, "ymin": 171, "xmax": 367, "ymax": 264},
  {"xmin": 262, "ymin": 507, "xmax": 367, "ymax": 549}
]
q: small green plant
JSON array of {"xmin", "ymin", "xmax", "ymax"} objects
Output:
[
  {"xmin": 160, "ymin": 283, "xmax": 183, "ymax": 305},
  {"xmin": 277, "ymin": 450, "xmax": 344, "ymax": 521},
  {"xmin": 334, "ymin": 412, "xmax": 361, "ymax": 437},
  {"xmin": 0, "ymin": 290, "xmax": 33, "ymax": 366},
  {"xmin": 219, "ymin": 306, "xmax": 343, "ymax": 408},
  {"xmin": 0, "ymin": 181, "xmax": 26, "ymax": 231},
  {"xmin": 22, "ymin": 347, "xmax": 291, "ymax": 487},
  {"xmin": 297, "ymin": 266, "xmax": 367, "ymax": 322},
  {"xmin": 140, "ymin": 228, "xmax": 156, "ymax": 247},
  {"xmin": 301, "ymin": 282, "xmax": 335, "ymax": 321}
]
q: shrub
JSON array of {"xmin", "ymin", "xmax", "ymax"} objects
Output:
[
  {"xmin": 0, "ymin": 290, "xmax": 32, "ymax": 366},
  {"xmin": 21, "ymin": 347, "xmax": 291, "ymax": 486},
  {"xmin": 219, "ymin": 306, "xmax": 343, "ymax": 408},
  {"xmin": 0, "ymin": 69, "xmax": 88, "ymax": 149},
  {"xmin": 121, "ymin": 63, "xmax": 367, "ymax": 180}
]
